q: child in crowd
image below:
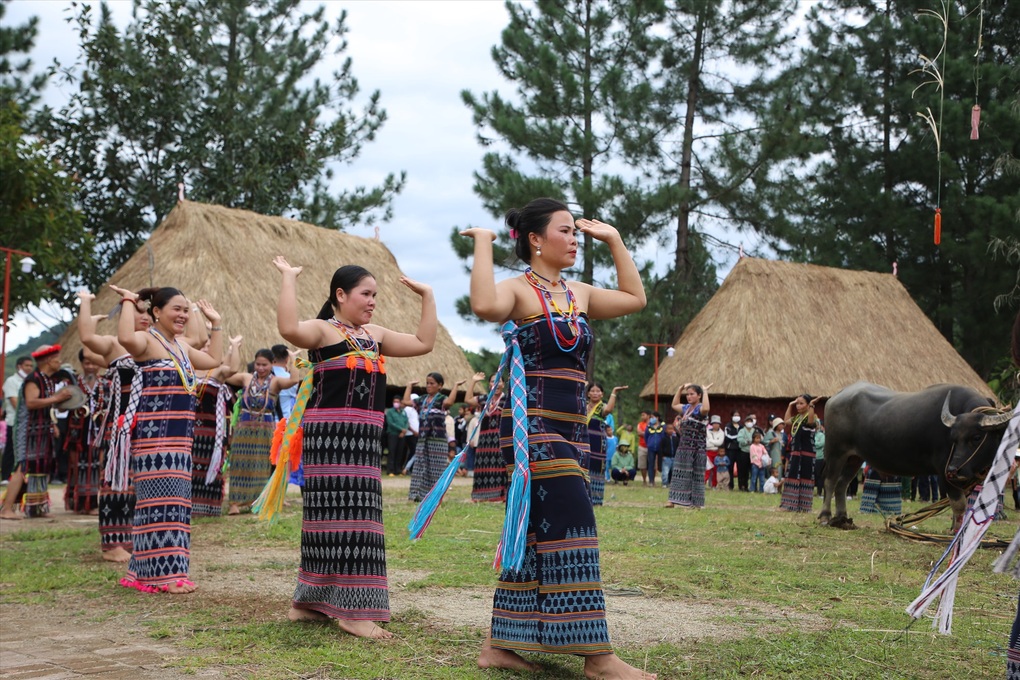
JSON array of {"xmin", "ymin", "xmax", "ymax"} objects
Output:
[
  {"xmin": 714, "ymin": 450, "xmax": 731, "ymax": 490},
  {"xmin": 763, "ymin": 466, "xmax": 781, "ymax": 494},
  {"xmin": 749, "ymin": 431, "xmax": 769, "ymax": 493},
  {"xmin": 604, "ymin": 424, "xmax": 617, "ymax": 482}
]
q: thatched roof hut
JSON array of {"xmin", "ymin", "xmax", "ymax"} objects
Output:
[
  {"xmin": 58, "ymin": 200, "xmax": 476, "ymax": 394},
  {"xmin": 640, "ymin": 257, "xmax": 994, "ymax": 420}
]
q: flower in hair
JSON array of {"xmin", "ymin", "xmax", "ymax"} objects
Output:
[
  {"xmin": 139, "ymin": 299, "xmax": 152, "ymax": 311},
  {"xmin": 509, "ymin": 228, "xmax": 519, "ymax": 239}
]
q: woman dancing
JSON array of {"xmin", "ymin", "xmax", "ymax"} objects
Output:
[
  {"xmin": 225, "ymin": 347, "xmax": 299, "ymax": 515},
  {"xmin": 462, "ymin": 197, "xmax": 655, "ymax": 679},
  {"xmin": 779, "ymin": 394, "xmax": 820, "ymax": 513},
  {"xmin": 63, "ymin": 348, "xmax": 111, "ymax": 514},
  {"xmin": 191, "ymin": 334, "xmax": 242, "ymax": 517},
  {"xmin": 665, "ymin": 383, "xmax": 712, "ymax": 509},
  {"xmin": 273, "ymin": 256, "xmax": 436, "ymax": 638},
  {"xmin": 586, "ymin": 382, "xmax": 625, "ymax": 506},
  {"xmin": 466, "ymin": 372, "xmax": 508, "ymax": 502},
  {"xmin": 406, "ymin": 373, "xmax": 462, "ymax": 502},
  {"xmin": 111, "ymin": 285, "xmax": 223, "ymax": 594}
]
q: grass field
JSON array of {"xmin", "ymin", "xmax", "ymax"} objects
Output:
[{"xmin": 0, "ymin": 479, "xmax": 1015, "ymax": 679}]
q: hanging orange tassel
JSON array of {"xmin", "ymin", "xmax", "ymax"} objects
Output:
[
  {"xmin": 289, "ymin": 427, "xmax": 303, "ymax": 472},
  {"xmin": 378, "ymin": 355, "xmax": 386, "ymax": 374},
  {"xmin": 970, "ymin": 105, "xmax": 981, "ymax": 140},
  {"xmin": 268, "ymin": 418, "xmax": 287, "ymax": 465},
  {"xmin": 934, "ymin": 208, "xmax": 942, "ymax": 245},
  {"xmin": 364, "ymin": 359, "xmax": 374, "ymax": 374}
]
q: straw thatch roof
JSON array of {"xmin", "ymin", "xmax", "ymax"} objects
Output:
[
  {"xmin": 640, "ymin": 257, "xmax": 994, "ymax": 402},
  {"xmin": 58, "ymin": 200, "xmax": 475, "ymax": 391}
]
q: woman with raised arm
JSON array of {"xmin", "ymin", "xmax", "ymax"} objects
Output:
[
  {"xmin": 461, "ymin": 197, "xmax": 655, "ymax": 680},
  {"xmin": 665, "ymin": 382, "xmax": 712, "ymax": 509},
  {"xmin": 466, "ymin": 371, "xmax": 507, "ymax": 503},
  {"xmin": 405, "ymin": 373, "xmax": 461, "ymax": 502},
  {"xmin": 224, "ymin": 347, "xmax": 300, "ymax": 515},
  {"xmin": 77, "ymin": 289, "xmax": 149, "ymax": 562},
  {"xmin": 63, "ymin": 347, "xmax": 111, "ymax": 515},
  {"xmin": 779, "ymin": 394, "xmax": 821, "ymax": 513},
  {"xmin": 191, "ymin": 334, "xmax": 242, "ymax": 518},
  {"xmin": 586, "ymin": 383, "xmax": 626, "ymax": 506},
  {"xmin": 110, "ymin": 285, "xmax": 223, "ymax": 595},
  {"xmin": 273, "ymin": 256, "xmax": 436, "ymax": 639}
]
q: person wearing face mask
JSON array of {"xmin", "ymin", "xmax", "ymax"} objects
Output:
[
  {"xmin": 723, "ymin": 411, "xmax": 742, "ymax": 491},
  {"xmin": 735, "ymin": 416, "xmax": 756, "ymax": 492},
  {"xmin": 665, "ymin": 382, "xmax": 712, "ymax": 509},
  {"xmin": 224, "ymin": 348, "xmax": 301, "ymax": 516},
  {"xmin": 2, "ymin": 356, "xmax": 34, "ymax": 484},
  {"xmin": 705, "ymin": 415, "xmax": 725, "ymax": 488},
  {"xmin": 384, "ymin": 395, "xmax": 410, "ymax": 477}
]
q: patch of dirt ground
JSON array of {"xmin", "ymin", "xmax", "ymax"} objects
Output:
[{"xmin": 1, "ymin": 483, "xmax": 827, "ymax": 679}]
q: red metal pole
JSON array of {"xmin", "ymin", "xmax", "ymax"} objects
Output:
[
  {"xmin": 1, "ymin": 249, "xmax": 11, "ymax": 380},
  {"xmin": 653, "ymin": 344, "xmax": 659, "ymax": 414}
]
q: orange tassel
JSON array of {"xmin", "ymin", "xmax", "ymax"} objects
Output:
[
  {"xmin": 378, "ymin": 355, "xmax": 386, "ymax": 374},
  {"xmin": 364, "ymin": 359, "xmax": 374, "ymax": 374},
  {"xmin": 269, "ymin": 418, "xmax": 287, "ymax": 465},
  {"xmin": 289, "ymin": 427, "xmax": 303, "ymax": 472},
  {"xmin": 346, "ymin": 355, "xmax": 357, "ymax": 371},
  {"xmin": 934, "ymin": 208, "xmax": 942, "ymax": 245}
]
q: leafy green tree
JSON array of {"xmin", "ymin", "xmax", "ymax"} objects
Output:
[
  {"xmin": 457, "ymin": 0, "xmax": 668, "ymax": 286},
  {"xmin": 0, "ymin": 0, "xmax": 47, "ymax": 111},
  {"xmin": 738, "ymin": 0, "xmax": 1020, "ymax": 378},
  {"xmin": 0, "ymin": 101, "xmax": 89, "ymax": 315},
  {"xmin": 45, "ymin": 0, "xmax": 403, "ymax": 306}
]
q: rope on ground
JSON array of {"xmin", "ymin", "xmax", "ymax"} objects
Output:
[{"xmin": 884, "ymin": 497, "xmax": 1010, "ymax": 548}]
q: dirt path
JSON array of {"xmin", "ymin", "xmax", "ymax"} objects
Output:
[{"xmin": 0, "ymin": 482, "xmax": 826, "ymax": 679}]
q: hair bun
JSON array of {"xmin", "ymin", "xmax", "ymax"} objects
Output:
[{"xmin": 504, "ymin": 208, "xmax": 522, "ymax": 229}]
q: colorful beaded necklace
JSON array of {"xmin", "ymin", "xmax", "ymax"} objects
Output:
[
  {"xmin": 148, "ymin": 328, "xmax": 197, "ymax": 394},
  {"xmin": 328, "ymin": 317, "xmax": 385, "ymax": 373},
  {"xmin": 524, "ymin": 267, "xmax": 582, "ymax": 352}
]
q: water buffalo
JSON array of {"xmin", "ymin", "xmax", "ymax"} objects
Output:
[{"xmin": 819, "ymin": 382, "xmax": 1013, "ymax": 530}]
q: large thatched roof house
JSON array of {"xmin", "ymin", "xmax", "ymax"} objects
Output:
[
  {"xmin": 58, "ymin": 200, "xmax": 475, "ymax": 394},
  {"xmin": 640, "ymin": 257, "xmax": 994, "ymax": 421}
]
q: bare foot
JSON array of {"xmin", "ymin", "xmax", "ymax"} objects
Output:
[
  {"xmin": 288, "ymin": 606, "xmax": 330, "ymax": 623},
  {"xmin": 227, "ymin": 504, "xmax": 241, "ymax": 515},
  {"xmin": 336, "ymin": 619, "xmax": 393, "ymax": 639},
  {"xmin": 89, "ymin": 508, "xmax": 100, "ymax": 516},
  {"xmin": 477, "ymin": 637, "xmax": 540, "ymax": 672},
  {"xmin": 166, "ymin": 579, "xmax": 198, "ymax": 594},
  {"xmin": 663, "ymin": 502, "xmax": 674, "ymax": 508},
  {"xmin": 0, "ymin": 510, "xmax": 23, "ymax": 520},
  {"xmin": 584, "ymin": 653, "xmax": 656, "ymax": 680},
  {"xmin": 102, "ymin": 547, "xmax": 132, "ymax": 563}
]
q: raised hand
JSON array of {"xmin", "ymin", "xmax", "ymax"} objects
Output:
[
  {"xmin": 575, "ymin": 218, "xmax": 620, "ymax": 244},
  {"xmin": 272, "ymin": 255, "xmax": 303, "ymax": 277},
  {"xmin": 196, "ymin": 299, "xmax": 221, "ymax": 324},
  {"xmin": 472, "ymin": 371, "xmax": 485, "ymax": 382},
  {"xmin": 399, "ymin": 276, "xmax": 433, "ymax": 298},
  {"xmin": 229, "ymin": 335, "xmax": 243, "ymax": 348},
  {"xmin": 459, "ymin": 227, "xmax": 497, "ymax": 241},
  {"xmin": 409, "ymin": 380, "xmax": 420, "ymax": 387},
  {"xmin": 77, "ymin": 289, "xmax": 95, "ymax": 303},
  {"xmin": 612, "ymin": 385, "xmax": 629, "ymax": 393},
  {"xmin": 704, "ymin": 383, "xmax": 714, "ymax": 392},
  {"xmin": 109, "ymin": 284, "xmax": 137, "ymax": 301}
]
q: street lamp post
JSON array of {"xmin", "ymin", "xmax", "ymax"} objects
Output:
[
  {"xmin": 1, "ymin": 247, "xmax": 37, "ymax": 379},
  {"xmin": 637, "ymin": 343, "xmax": 676, "ymax": 414}
]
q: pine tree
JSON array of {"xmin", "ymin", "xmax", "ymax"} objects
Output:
[
  {"xmin": 0, "ymin": 0, "xmax": 48, "ymax": 110},
  {"xmin": 739, "ymin": 0, "xmax": 1020, "ymax": 378},
  {"xmin": 44, "ymin": 0, "xmax": 404, "ymax": 306}
]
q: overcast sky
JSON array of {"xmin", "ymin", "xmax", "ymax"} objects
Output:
[{"xmin": 3, "ymin": 0, "xmax": 742, "ymax": 354}]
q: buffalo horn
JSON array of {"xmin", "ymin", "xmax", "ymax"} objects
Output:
[
  {"xmin": 941, "ymin": 393, "xmax": 957, "ymax": 427},
  {"xmin": 978, "ymin": 408, "xmax": 1017, "ymax": 429}
]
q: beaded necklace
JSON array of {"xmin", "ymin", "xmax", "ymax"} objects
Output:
[
  {"xmin": 790, "ymin": 412, "xmax": 809, "ymax": 438},
  {"xmin": 524, "ymin": 267, "xmax": 582, "ymax": 352},
  {"xmin": 328, "ymin": 317, "xmax": 385, "ymax": 373},
  {"xmin": 148, "ymin": 328, "xmax": 197, "ymax": 394},
  {"xmin": 246, "ymin": 373, "xmax": 272, "ymax": 412}
]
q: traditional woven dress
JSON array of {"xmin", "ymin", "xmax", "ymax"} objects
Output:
[
  {"xmin": 13, "ymin": 370, "xmax": 58, "ymax": 516},
  {"xmin": 292, "ymin": 333, "xmax": 389, "ymax": 621},
  {"xmin": 779, "ymin": 414, "xmax": 816, "ymax": 512},
  {"xmin": 99, "ymin": 356, "xmax": 139, "ymax": 552},
  {"xmin": 191, "ymin": 376, "xmax": 228, "ymax": 517},
  {"xmin": 586, "ymin": 400, "xmax": 607, "ymax": 506},
  {"xmin": 669, "ymin": 404, "xmax": 708, "ymax": 508},
  {"xmin": 63, "ymin": 375, "xmax": 111, "ymax": 513},
  {"xmin": 471, "ymin": 393, "xmax": 507, "ymax": 503},
  {"xmin": 408, "ymin": 393, "xmax": 450, "ymax": 502},
  {"xmin": 124, "ymin": 353, "xmax": 197, "ymax": 588},
  {"xmin": 228, "ymin": 375, "xmax": 278, "ymax": 512},
  {"xmin": 859, "ymin": 468, "xmax": 902, "ymax": 516},
  {"xmin": 490, "ymin": 313, "xmax": 611, "ymax": 656}
]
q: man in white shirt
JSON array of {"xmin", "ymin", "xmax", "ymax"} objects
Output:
[
  {"xmin": 2, "ymin": 356, "xmax": 34, "ymax": 484},
  {"xmin": 402, "ymin": 395, "xmax": 420, "ymax": 474}
]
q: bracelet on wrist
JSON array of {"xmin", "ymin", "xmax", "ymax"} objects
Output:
[
  {"xmin": 210, "ymin": 326, "xmax": 223, "ymax": 331},
  {"xmin": 121, "ymin": 297, "xmax": 137, "ymax": 305}
]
